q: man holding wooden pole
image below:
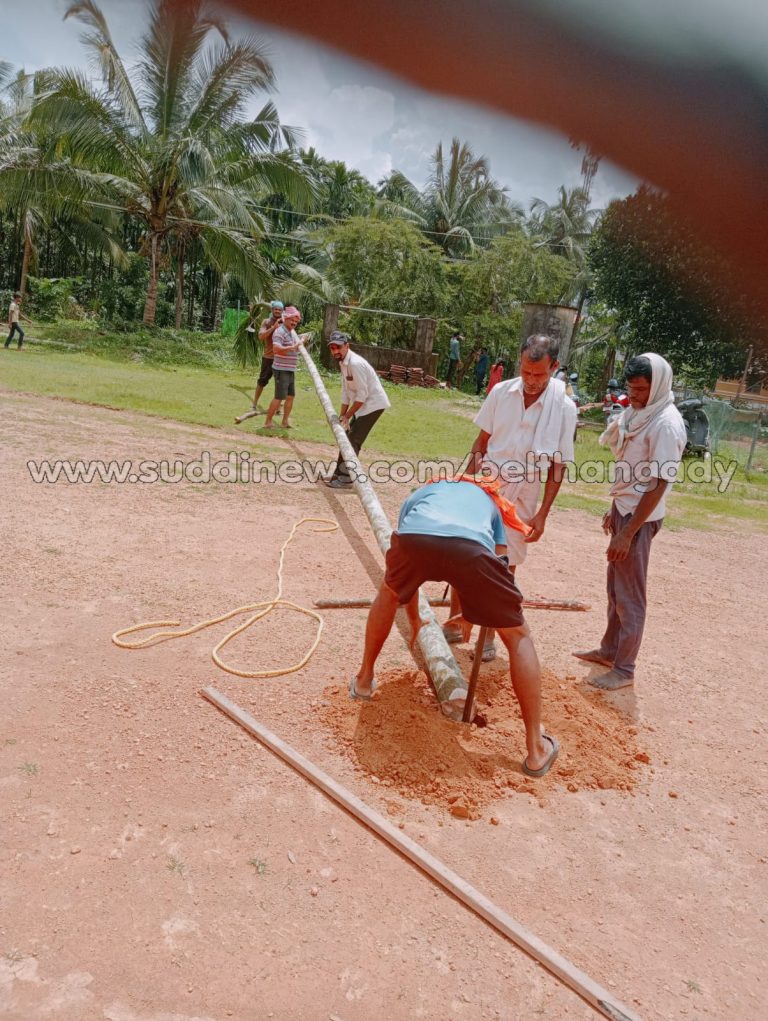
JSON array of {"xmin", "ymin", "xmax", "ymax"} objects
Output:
[
  {"xmin": 324, "ymin": 330, "xmax": 390, "ymax": 489},
  {"xmin": 351, "ymin": 477, "xmax": 560, "ymax": 777}
]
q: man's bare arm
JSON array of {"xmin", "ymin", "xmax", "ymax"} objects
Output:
[
  {"xmin": 468, "ymin": 429, "xmax": 491, "ymax": 473},
  {"xmin": 607, "ymin": 478, "xmax": 669, "ymax": 561},
  {"xmin": 258, "ymin": 319, "xmax": 279, "ymax": 342}
]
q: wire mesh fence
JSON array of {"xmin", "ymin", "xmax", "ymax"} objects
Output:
[{"xmin": 673, "ymin": 386, "xmax": 768, "ymax": 473}]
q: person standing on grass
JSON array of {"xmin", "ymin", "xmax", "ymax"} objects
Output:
[
  {"xmin": 486, "ymin": 358, "xmax": 505, "ymax": 394},
  {"xmin": 474, "ymin": 346, "xmax": 489, "ymax": 395},
  {"xmin": 349, "ymin": 477, "xmax": 559, "ymax": 778},
  {"xmin": 263, "ymin": 306, "xmax": 305, "ymax": 430},
  {"xmin": 324, "ymin": 330, "xmax": 391, "ymax": 489},
  {"xmin": 445, "ymin": 331, "xmax": 462, "ymax": 387},
  {"xmin": 251, "ymin": 300, "xmax": 284, "ymax": 412},
  {"xmin": 572, "ymin": 353, "xmax": 686, "ymax": 690},
  {"xmin": 5, "ymin": 293, "xmax": 29, "ymax": 349},
  {"xmin": 445, "ymin": 334, "xmax": 576, "ymax": 662}
]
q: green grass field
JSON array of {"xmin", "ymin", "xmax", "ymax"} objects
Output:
[{"xmin": 2, "ymin": 331, "xmax": 766, "ymax": 530}]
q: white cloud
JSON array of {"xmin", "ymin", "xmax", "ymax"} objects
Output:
[{"xmin": 2, "ymin": 0, "xmax": 639, "ymax": 206}]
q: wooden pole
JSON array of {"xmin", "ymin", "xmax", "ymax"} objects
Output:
[
  {"xmin": 299, "ymin": 343, "xmax": 468, "ymax": 720},
  {"xmin": 733, "ymin": 344, "xmax": 753, "ymax": 405},
  {"xmin": 745, "ymin": 414, "xmax": 762, "ymax": 474},
  {"xmin": 314, "ymin": 597, "xmax": 590, "ymax": 612},
  {"xmin": 201, "ymin": 686, "xmax": 642, "ymax": 1021},
  {"xmin": 463, "ymin": 626, "xmax": 488, "ymax": 723},
  {"xmin": 234, "ymin": 408, "xmax": 262, "ymax": 424}
]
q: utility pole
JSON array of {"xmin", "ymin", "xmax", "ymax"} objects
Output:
[{"xmin": 733, "ymin": 345, "xmax": 753, "ymax": 405}]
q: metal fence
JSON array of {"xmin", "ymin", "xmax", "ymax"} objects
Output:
[{"xmin": 674, "ymin": 387, "xmax": 768, "ymax": 473}]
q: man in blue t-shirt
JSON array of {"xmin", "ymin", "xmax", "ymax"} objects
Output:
[
  {"xmin": 445, "ymin": 331, "xmax": 462, "ymax": 387},
  {"xmin": 349, "ymin": 479, "xmax": 559, "ymax": 777}
]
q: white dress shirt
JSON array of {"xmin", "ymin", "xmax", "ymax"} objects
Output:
[
  {"xmin": 340, "ymin": 350, "xmax": 391, "ymax": 417},
  {"xmin": 474, "ymin": 376, "xmax": 576, "ymax": 563}
]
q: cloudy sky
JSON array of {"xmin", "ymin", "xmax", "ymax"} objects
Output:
[{"xmin": 2, "ymin": 0, "xmax": 641, "ymax": 209}]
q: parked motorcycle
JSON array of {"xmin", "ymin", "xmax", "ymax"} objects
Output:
[
  {"xmin": 603, "ymin": 378, "xmax": 629, "ymax": 424},
  {"xmin": 677, "ymin": 397, "xmax": 711, "ymax": 457}
]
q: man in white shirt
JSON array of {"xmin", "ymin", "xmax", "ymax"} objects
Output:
[
  {"xmin": 573, "ymin": 353, "xmax": 687, "ymax": 690},
  {"xmin": 447, "ymin": 334, "xmax": 577, "ymax": 660},
  {"xmin": 324, "ymin": 331, "xmax": 391, "ymax": 489}
]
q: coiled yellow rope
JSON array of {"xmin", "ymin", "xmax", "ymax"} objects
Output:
[{"xmin": 112, "ymin": 517, "xmax": 339, "ymax": 678}]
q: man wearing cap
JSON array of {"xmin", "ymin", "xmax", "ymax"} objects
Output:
[
  {"xmin": 263, "ymin": 306, "xmax": 305, "ymax": 430},
  {"xmin": 325, "ymin": 331, "xmax": 391, "ymax": 489},
  {"xmin": 251, "ymin": 300, "xmax": 284, "ymax": 413}
]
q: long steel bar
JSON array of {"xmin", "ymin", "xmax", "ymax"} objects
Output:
[{"xmin": 202, "ymin": 686, "xmax": 642, "ymax": 1021}]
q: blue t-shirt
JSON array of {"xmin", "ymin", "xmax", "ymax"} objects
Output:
[
  {"xmin": 397, "ymin": 481, "xmax": 506, "ymax": 554},
  {"xmin": 449, "ymin": 336, "xmax": 460, "ymax": 360},
  {"xmin": 476, "ymin": 352, "xmax": 489, "ymax": 375}
]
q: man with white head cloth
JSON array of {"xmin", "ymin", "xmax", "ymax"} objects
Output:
[{"xmin": 573, "ymin": 353, "xmax": 687, "ymax": 690}]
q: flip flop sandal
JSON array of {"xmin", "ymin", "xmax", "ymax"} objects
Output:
[
  {"xmin": 469, "ymin": 642, "xmax": 497, "ymax": 662},
  {"xmin": 349, "ymin": 676, "xmax": 378, "ymax": 701},
  {"xmin": 522, "ymin": 734, "xmax": 560, "ymax": 778}
]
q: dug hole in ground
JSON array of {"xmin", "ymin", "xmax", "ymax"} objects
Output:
[{"xmin": 1, "ymin": 391, "xmax": 766, "ymax": 1020}]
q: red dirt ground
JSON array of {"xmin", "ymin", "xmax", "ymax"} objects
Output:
[{"xmin": 1, "ymin": 390, "xmax": 766, "ymax": 1021}]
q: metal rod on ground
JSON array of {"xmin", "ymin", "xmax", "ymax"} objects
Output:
[
  {"xmin": 463, "ymin": 626, "xmax": 488, "ymax": 724},
  {"xmin": 314, "ymin": 597, "xmax": 590, "ymax": 612},
  {"xmin": 299, "ymin": 342, "xmax": 468, "ymax": 720},
  {"xmin": 202, "ymin": 686, "xmax": 642, "ymax": 1021}
]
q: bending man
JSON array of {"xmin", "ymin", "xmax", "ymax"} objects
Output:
[{"xmin": 351, "ymin": 478, "xmax": 559, "ymax": 778}]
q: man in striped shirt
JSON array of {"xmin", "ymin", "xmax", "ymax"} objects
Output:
[{"xmin": 264, "ymin": 306, "xmax": 305, "ymax": 430}]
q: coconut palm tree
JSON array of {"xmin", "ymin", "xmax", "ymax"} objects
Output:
[
  {"xmin": 0, "ymin": 65, "xmax": 123, "ymax": 296},
  {"xmin": 27, "ymin": 0, "xmax": 313, "ymax": 324},
  {"xmin": 425, "ymin": 138, "xmax": 522, "ymax": 253},
  {"xmin": 378, "ymin": 139, "xmax": 522, "ymax": 254},
  {"xmin": 528, "ymin": 185, "xmax": 598, "ymax": 264}
]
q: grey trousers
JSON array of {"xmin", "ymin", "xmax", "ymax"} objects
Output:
[{"xmin": 599, "ymin": 504, "xmax": 662, "ymax": 678}]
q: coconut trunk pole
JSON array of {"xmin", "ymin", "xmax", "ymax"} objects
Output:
[{"xmin": 299, "ymin": 343, "xmax": 468, "ymax": 718}]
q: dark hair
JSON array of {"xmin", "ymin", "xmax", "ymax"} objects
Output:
[
  {"xmin": 624, "ymin": 355, "xmax": 653, "ymax": 382},
  {"xmin": 520, "ymin": 333, "xmax": 559, "ymax": 363}
]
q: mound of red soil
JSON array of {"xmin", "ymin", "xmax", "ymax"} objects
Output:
[{"xmin": 316, "ymin": 667, "xmax": 645, "ymax": 819}]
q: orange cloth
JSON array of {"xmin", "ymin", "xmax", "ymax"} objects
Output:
[
  {"xmin": 486, "ymin": 364, "xmax": 504, "ymax": 393},
  {"xmin": 425, "ymin": 475, "xmax": 531, "ymax": 536}
]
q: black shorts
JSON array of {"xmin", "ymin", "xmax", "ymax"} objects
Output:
[
  {"xmin": 257, "ymin": 356, "xmax": 274, "ymax": 387},
  {"xmin": 384, "ymin": 532, "xmax": 524, "ymax": 629},
  {"xmin": 273, "ymin": 369, "xmax": 295, "ymax": 400}
]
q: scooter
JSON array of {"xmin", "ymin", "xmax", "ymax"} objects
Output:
[{"xmin": 678, "ymin": 397, "xmax": 710, "ymax": 457}]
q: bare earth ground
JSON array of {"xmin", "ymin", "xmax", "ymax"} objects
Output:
[{"xmin": 1, "ymin": 390, "xmax": 766, "ymax": 1021}]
